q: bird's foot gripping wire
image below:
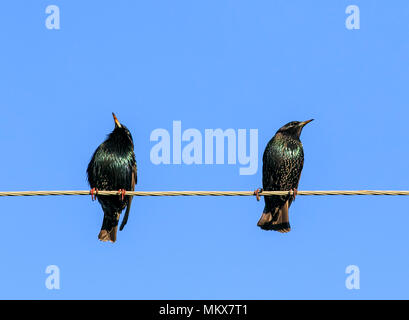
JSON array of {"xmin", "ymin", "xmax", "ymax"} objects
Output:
[
  {"xmin": 290, "ymin": 188, "xmax": 298, "ymax": 202},
  {"xmin": 90, "ymin": 188, "xmax": 98, "ymax": 201},
  {"xmin": 118, "ymin": 189, "xmax": 126, "ymax": 201},
  {"xmin": 253, "ymin": 188, "xmax": 263, "ymax": 201}
]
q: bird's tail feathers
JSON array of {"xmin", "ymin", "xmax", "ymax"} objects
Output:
[
  {"xmin": 119, "ymin": 196, "xmax": 133, "ymax": 231},
  {"xmin": 257, "ymin": 201, "xmax": 291, "ymax": 233},
  {"xmin": 98, "ymin": 212, "xmax": 120, "ymax": 242}
]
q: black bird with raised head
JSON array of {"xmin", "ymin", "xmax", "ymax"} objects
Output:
[
  {"xmin": 87, "ymin": 113, "xmax": 137, "ymax": 242},
  {"xmin": 256, "ymin": 119, "xmax": 313, "ymax": 233}
]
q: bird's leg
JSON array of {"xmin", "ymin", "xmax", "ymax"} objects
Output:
[
  {"xmin": 290, "ymin": 188, "xmax": 298, "ymax": 202},
  {"xmin": 118, "ymin": 189, "xmax": 126, "ymax": 201},
  {"xmin": 253, "ymin": 188, "xmax": 263, "ymax": 201},
  {"xmin": 90, "ymin": 188, "xmax": 98, "ymax": 201}
]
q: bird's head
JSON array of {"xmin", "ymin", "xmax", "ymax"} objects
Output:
[
  {"xmin": 111, "ymin": 112, "xmax": 133, "ymax": 143},
  {"xmin": 277, "ymin": 119, "xmax": 314, "ymax": 138}
]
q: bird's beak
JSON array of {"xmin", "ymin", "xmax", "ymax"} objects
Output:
[
  {"xmin": 300, "ymin": 119, "xmax": 314, "ymax": 127},
  {"xmin": 112, "ymin": 112, "xmax": 122, "ymax": 128}
]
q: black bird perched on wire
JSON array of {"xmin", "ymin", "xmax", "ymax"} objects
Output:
[
  {"xmin": 87, "ymin": 113, "xmax": 137, "ymax": 243},
  {"xmin": 255, "ymin": 119, "xmax": 313, "ymax": 233}
]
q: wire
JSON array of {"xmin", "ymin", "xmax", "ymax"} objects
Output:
[{"xmin": 0, "ymin": 190, "xmax": 408, "ymax": 197}]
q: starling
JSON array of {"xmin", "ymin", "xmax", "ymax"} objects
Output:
[
  {"xmin": 87, "ymin": 113, "xmax": 137, "ymax": 242},
  {"xmin": 256, "ymin": 119, "xmax": 313, "ymax": 233}
]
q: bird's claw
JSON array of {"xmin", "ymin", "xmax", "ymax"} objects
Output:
[
  {"xmin": 290, "ymin": 188, "xmax": 298, "ymax": 201},
  {"xmin": 90, "ymin": 188, "xmax": 98, "ymax": 201},
  {"xmin": 253, "ymin": 188, "xmax": 263, "ymax": 201},
  {"xmin": 118, "ymin": 189, "xmax": 126, "ymax": 201}
]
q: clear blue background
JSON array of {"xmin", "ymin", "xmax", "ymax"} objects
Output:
[{"xmin": 0, "ymin": 0, "xmax": 408, "ymax": 299}]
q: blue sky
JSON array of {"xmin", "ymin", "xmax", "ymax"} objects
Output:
[{"xmin": 0, "ymin": 0, "xmax": 409, "ymax": 299}]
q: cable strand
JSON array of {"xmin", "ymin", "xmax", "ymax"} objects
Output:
[{"xmin": 0, "ymin": 190, "xmax": 408, "ymax": 197}]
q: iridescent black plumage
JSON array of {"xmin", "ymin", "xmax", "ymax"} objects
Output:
[
  {"xmin": 257, "ymin": 120, "xmax": 313, "ymax": 232},
  {"xmin": 87, "ymin": 113, "xmax": 137, "ymax": 242}
]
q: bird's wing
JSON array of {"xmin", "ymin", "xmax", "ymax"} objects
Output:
[
  {"xmin": 86, "ymin": 144, "xmax": 103, "ymax": 188},
  {"xmin": 262, "ymin": 138, "xmax": 304, "ymax": 211},
  {"xmin": 262, "ymin": 143, "xmax": 287, "ymax": 212},
  {"xmin": 262, "ymin": 140, "xmax": 285, "ymax": 191},
  {"xmin": 119, "ymin": 162, "xmax": 136, "ymax": 231},
  {"xmin": 133, "ymin": 161, "xmax": 137, "ymax": 186}
]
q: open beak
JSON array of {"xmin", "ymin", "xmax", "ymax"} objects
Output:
[
  {"xmin": 300, "ymin": 119, "xmax": 314, "ymax": 127},
  {"xmin": 112, "ymin": 112, "xmax": 122, "ymax": 128}
]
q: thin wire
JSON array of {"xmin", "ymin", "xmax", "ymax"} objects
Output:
[{"xmin": 0, "ymin": 190, "xmax": 408, "ymax": 197}]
